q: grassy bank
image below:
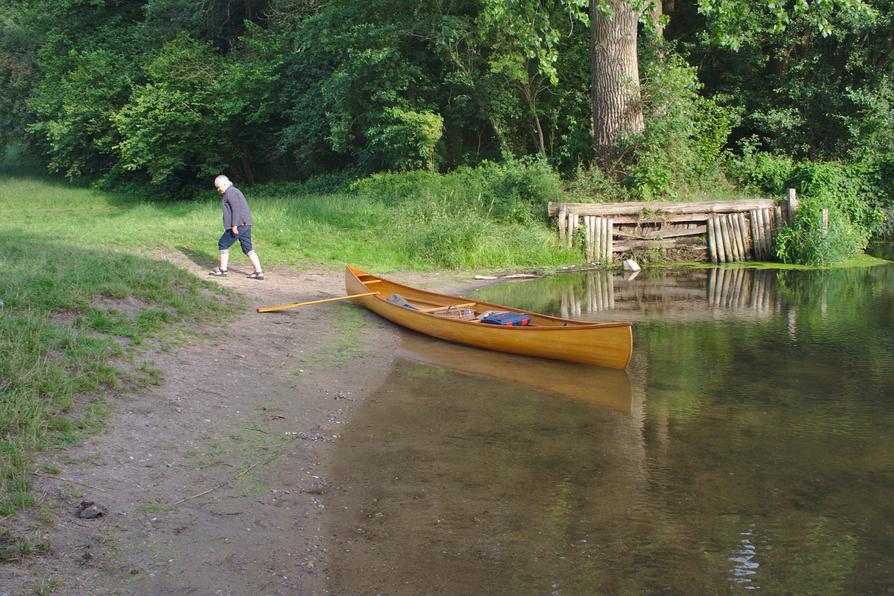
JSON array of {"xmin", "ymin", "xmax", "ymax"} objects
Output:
[
  {"xmin": 0, "ymin": 173, "xmax": 580, "ymax": 273},
  {"xmin": 0, "ymin": 170, "xmax": 580, "ymax": 518},
  {"xmin": 0, "ymin": 178, "xmax": 245, "ymax": 516}
]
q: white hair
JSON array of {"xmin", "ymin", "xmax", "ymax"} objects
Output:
[{"xmin": 214, "ymin": 175, "xmax": 232, "ymax": 190}]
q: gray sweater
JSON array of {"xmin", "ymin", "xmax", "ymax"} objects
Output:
[{"xmin": 221, "ymin": 186, "xmax": 253, "ymax": 229}]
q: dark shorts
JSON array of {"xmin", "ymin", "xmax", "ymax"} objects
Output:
[{"xmin": 218, "ymin": 225, "xmax": 254, "ymax": 254}]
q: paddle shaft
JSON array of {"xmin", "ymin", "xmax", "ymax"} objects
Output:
[{"xmin": 257, "ymin": 291, "xmax": 379, "ymax": 313}]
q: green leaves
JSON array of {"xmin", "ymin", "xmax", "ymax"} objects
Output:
[
  {"xmin": 366, "ymin": 107, "xmax": 444, "ymax": 171},
  {"xmin": 697, "ymin": 0, "xmax": 877, "ymax": 51},
  {"xmin": 27, "ymin": 48, "xmax": 134, "ymax": 179}
]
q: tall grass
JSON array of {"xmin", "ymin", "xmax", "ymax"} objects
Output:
[{"xmin": 0, "ymin": 164, "xmax": 579, "ymax": 272}]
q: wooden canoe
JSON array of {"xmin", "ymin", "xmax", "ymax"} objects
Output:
[{"xmin": 345, "ymin": 265, "xmax": 633, "ymax": 369}]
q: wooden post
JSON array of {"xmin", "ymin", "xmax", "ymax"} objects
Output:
[
  {"xmin": 722, "ymin": 215, "xmax": 733, "ymax": 262},
  {"xmin": 749, "ymin": 210, "xmax": 761, "ymax": 259},
  {"xmin": 713, "ymin": 217, "xmax": 727, "ymax": 263},
  {"xmin": 605, "ymin": 218, "xmax": 614, "ymax": 263},
  {"xmin": 593, "ymin": 217, "xmax": 601, "ymax": 261},
  {"xmin": 707, "ymin": 216, "xmax": 718, "ymax": 263},
  {"xmin": 738, "ymin": 213, "xmax": 750, "ymax": 260},
  {"xmin": 767, "ymin": 207, "xmax": 785, "ymax": 249},
  {"xmin": 786, "ymin": 188, "xmax": 798, "ymax": 224},
  {"xmin": 584, "ymin": 216, "xmax": 593, "ymax": 261},
  {"xmin": 821, "ymin": 208, "xmax": 829, "ymax": 235},
  {"xmin": 729, "ymin": 214, "xmax": 743, "ymax": 261},
  {"xmin": 761, "ymin": 209, "xmax": 772, "ymax": 259},
  {"xmin": 567, "ymin": 212, "xmax": 576, "ymax": 248},
  {"xmin": 719, "ymin": 215, "xmax": 733, "ymax": 262},
  {"xmin": 558, "ymin": 203, "xmax": 567, "ymax": 242}
]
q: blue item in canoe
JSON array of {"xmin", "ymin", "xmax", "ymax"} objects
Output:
[
  {"xmin": 386, "ymin": 294, "xmax": 418, "ymax": 309},
  {"xmin": 480, "ymin": 311, "xmax": 531, "ymax": 326}
]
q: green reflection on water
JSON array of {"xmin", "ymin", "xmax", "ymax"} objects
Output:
[{"xmin": 327, "ymin": 265, "xmax": 894, "ymax": 593}]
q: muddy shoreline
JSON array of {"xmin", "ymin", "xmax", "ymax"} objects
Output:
[{"xmin": 0, "ymin": 262, "xmax": 491, "ymax": 595}]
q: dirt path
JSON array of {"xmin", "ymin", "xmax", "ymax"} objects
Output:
[{"xmin": 0, "ymin": 259, "xmax": 477, "ymax": 595}]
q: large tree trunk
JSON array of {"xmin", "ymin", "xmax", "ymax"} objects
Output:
[
  {"xmin": 651, "ymin": 0, "xmax": 664, "ymax": 38},
  {"xmin": 590, "ymin": 0, "xmax": 644, "ymax": 166}
]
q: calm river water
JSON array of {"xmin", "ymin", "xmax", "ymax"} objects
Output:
[{"xmin": 326, "ymin": 263, "xmax": 893, "ymax": 594}]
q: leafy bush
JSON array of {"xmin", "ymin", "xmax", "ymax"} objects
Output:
[
  {"xmin": 350, "ymin": 158, "xmax": 562, "ymax": 223},
  {"xmin": 27, "ymin": 49, "xmax": 133, "ymax": 180},
  {"xmin": 366, "ymin": 107, "xmax": 444, "ymax": 171},
  {"xmin": 788, "ymin": 162, "xmax": 884, "ymax": 236},
  {"xmin": 775, "ymin": 198, "xmax": 869, "ymax": 265},
  {"xmin": 853, "ymin": 153, "xmax": 894, "ymax": 239},
  {"xmin": 624, "ymin": 52, "xmax": 736, "ymax": 199},
  {"xmin": 774, "ymin": 162, "xmax": 881, "ymax": 264},
  {"xmin": 725, "ymin": 145, "xmax": 885, "ymax": 262},
  {"xmin": 723, "ymin": 138, "xmax": 796, "ymax": 194},
  {"xmin": 563, "ymin": 165, "xmax": 633, "ymax": 202}
]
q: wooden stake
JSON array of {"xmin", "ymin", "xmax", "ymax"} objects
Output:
[
  {"xmin": 713, "ymin": 217, "xmax": 726, "ymax": 263},
  {"xmin": 786, "ymin": 188, "xmax": 798, "ymax": 224},
  {"xmin": 719, "ymin": 215, "xmax": 733, "ymax": 262},
  {"xmin": 558, "ymin": 203, "xmax": 567, "ymax": 242},
  {"xmin": 707, "ymin": 216, "xmax": 718, "ymax": 263},
  {"xmin": 585, "ymin": 216, "xmax": 593, "ymax": 261}
]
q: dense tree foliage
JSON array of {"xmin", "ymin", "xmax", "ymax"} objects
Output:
[{"xmin": 1, "ymin": 0, "xmax": 891, "ymax": 247}]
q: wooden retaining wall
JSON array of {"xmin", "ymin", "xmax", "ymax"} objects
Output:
[{"xmin": 548, "ymin": 191, "xmax": 800, "ymax": 263}]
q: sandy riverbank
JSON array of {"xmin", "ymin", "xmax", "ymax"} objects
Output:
[{"xmin": 0, "ymin": 259, "xmax": 483, "ymax": 595}]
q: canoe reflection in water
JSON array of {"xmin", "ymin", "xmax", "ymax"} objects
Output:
[{"xmin": 396, "ymin": 331, "xmax": 633, "ymax": 415}]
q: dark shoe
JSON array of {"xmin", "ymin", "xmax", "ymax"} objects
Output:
[
  {"xmin": 209, "ymin": 268, "xmax": 228, "ymax": 277},
  {"xmin": 247, "ymin": 271, "xmax": 265, "ymax": 280}
]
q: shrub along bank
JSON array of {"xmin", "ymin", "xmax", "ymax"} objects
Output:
[{"xmin": 725, "ymin": 147, "xmax": 891, "ymax": 265}]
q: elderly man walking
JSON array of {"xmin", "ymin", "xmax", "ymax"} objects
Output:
[{"xmin": 209, "ymin": 175, "xmax": 265, "ymax": 279}]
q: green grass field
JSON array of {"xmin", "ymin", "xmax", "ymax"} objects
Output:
[
  {"xmin": 0, "ymin": 175, "xmax": 580, "ymax": 273},
  {"xmin": 0, "ymin": 172, "xmax": 580, "ymax": 517}
]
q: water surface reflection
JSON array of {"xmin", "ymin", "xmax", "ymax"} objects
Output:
[{"xmin": 327, "ymin": 265, "xmax": 894, "ymax": 593}]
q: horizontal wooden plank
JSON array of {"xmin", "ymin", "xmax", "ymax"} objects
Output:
[
  {"xmin": 614, "ymin": 225, "xmax": 707, "ymax": 240},
  {"xmin": 613, "ymin": 240, "xmax": 686, "ymax": 250},
  {"xmin": 548, "ymin": 199, "xmax": 776, "ymax": 218},
  {"xmin": 612, "ymin": 214, "xmax": 712, "ymax": 224}
]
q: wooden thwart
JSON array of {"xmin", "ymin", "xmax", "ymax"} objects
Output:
[{"xmin": 418, "ymin": 302, "xmax": 477, "ymax": 313}]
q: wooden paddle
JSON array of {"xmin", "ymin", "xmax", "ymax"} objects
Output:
[{"xmin": 257, "ymin": 291, "xmax": 379, "ymax": 313}]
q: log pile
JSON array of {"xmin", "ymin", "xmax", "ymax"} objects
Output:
[{"xmin": 548, "ymin": 196, "xmax": 797, "ymax": 263}]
